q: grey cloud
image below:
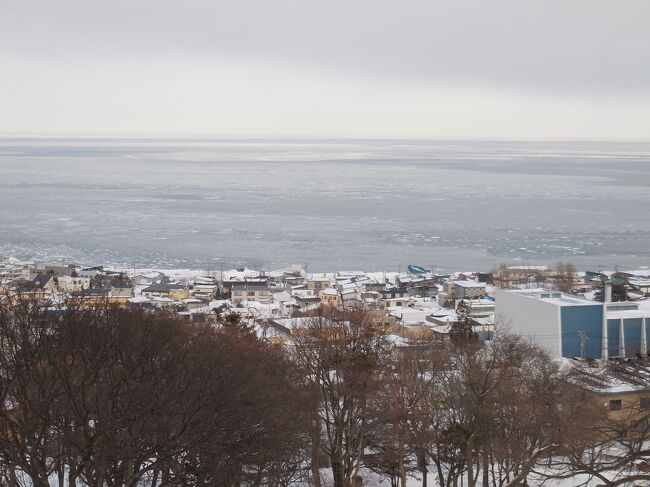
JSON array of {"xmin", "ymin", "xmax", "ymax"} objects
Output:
[{"xmin": 2, "ymin": 0, "xmax": 649, "ymax": 96}]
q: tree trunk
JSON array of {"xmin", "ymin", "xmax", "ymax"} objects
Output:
[
  {"xmin": 311, "ymin": 422, "xmax": 322, "ymax": 487},
  {"xmin": 58, "ymin": 461, "xmax": 65, "ymax": 487},
  {"xmin": 8, "ymin": 466, "xmax": 20, "ymax": 487},
  {"xmin": 416, "ymin": 448, "xmax": 427, "ymax": 487},
  {"xmin": 467, "ymin": 452, "xmax": 474, "ymax": 487},
  {"xmin": 331, "ymin": 457, "xmax": 345, "ymax": 487},
  {"xmin": 399, "ymin": 428, "xmax": 407, "ymax": 487},
  {"xmin": 150, "ymin": 468, "xmax": 159, "ymax": 487},
  {"xmin": 482, "ymin": 451, "xmax": 489, "ymax": 487},
  {"xmin": 68, "ymin": 459, "xmax": 78, "ymax": 487}
]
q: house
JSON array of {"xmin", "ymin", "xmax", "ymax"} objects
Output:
[
  {"xmin": 286, "ymin": 275, "xmax": 306, "ymax": 288},
  {"xmin": 191, "ymin": 281, "xmax": 218, "ymax": 299},
  {"xmin": 133, "ymin": 272, "xmax": 168, "ymax": 286},
  {"xmin": 569, "ymin": 358, "xmax": 650, "ymax": 422},
  {"xmin": 141, "ymin": 283, "xmax": 190, "ymax": 301},
  {"xmin": 31, "ymin": 274, "xmax": 58, "ymax": 293},
  {"xmin": 630, "ymin": 279, "xmax": 650, "ymax": 297},
  {"xmin": 110, "ymin": 284, "xmax": 134, "ymax": 299},
  {"xmin": 383, "ymin": 296, "xmax": 411, "ymax": 309},
  {"xmin": 295, "ymin": 295, "xmax": 321, "ymax": 311},
  {"xmin": 464, "ymin": 298, "xmax": 495, "ymax": 318},
  {"xmin": 494, "ymin": 265, "xmax": 550, "ymax": 288},
  {"xmin": 307, "ymin": 276, "xmax": 332, "ymax": 294},
  {"xmin": 407, "ymin": 278, "xmax": 439, "ymax": 297},
  {"xmin": 450, "ymin": 280, "xmax": 486, "ymax": 299},
  {"xmin": 319, "ymin": 288, "xmax": 340, "ymax": 307},
  {"xmin": 43, "ymin": 263, "xmax": 76, "ymax": 277},
  {"xmin": 57, "ymin": 275, "xmax": 91, "ymax": 293},
  {"xmin": 382, "ymin": 287, "xmax": 408, "ymax": 300},
  {"xmin": 230, "ymin": 279, "xmax": 270, "ymax": 305},
  {"xmin": 77, "ymin": 266, "xmax": 104, "ymax": 278}
]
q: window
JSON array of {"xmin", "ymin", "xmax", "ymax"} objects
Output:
[
  {"xmin": 609, "ymin": 400, "xmax": 622, "ymax": 411},
  {"xmin": 248, "ymin": 291, "xmax": 256, "ymax": 297},
  {"xmin": 641, "ymin": 398, "xmax": 650, "ymax": 410}
]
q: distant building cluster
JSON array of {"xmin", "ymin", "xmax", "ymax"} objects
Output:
[
  {"xmin": 3, "ymin": 255, "xmax": 650, "ymax": 423},
  {"xmin": 1, "ymin": 256, "xmax": 649, "ymax": 352}
]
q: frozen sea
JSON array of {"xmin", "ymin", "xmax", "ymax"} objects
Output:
[{"xmin": 1, "ymin": 137, "xmax": 649, "ymax": 272}]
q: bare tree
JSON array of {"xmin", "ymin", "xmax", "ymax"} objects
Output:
[
  {"xmin": 555, "ymin": 262, "xmax": 577, "ymax": 293},
  {"xmin": 292, "ymin": 305, "xmax": 392, "ymax": 487},
  {"xmin": 368, "ymin": 336, "xmax": 447, "ymax": 487},
  {"xmin": 0, "ymin": 292, "xmax": 63, "ymax": 487},
  {"xmin": 0, "ymin": 294, "xmax": 311, "ymax": 487}
]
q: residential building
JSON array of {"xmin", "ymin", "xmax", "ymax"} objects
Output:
[
  {"xmin": 307, "ymin": 276, "xmax": 332, "ymax": 293},
  {"xmin": 450, "ymin": 280, "xmax": 486, "ymax": 299},
  {"xmin": 57, "ymin": 275, "xmax": 91, "ymax": 293},
  {"xmin": 319, "ymin": 288, "xmax": 340, "ymax": 307},
  {"xmin": 230, "ymin": 279, "xmax": 270, "ymax": 304},
  {"xmin": 141, "ymin": 283, "xmax": 190, "ymax": 301}
]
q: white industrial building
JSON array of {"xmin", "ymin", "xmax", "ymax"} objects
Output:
[{"xmin": 496, "ymin": 288, "xmax": 650, "ymax": 360}]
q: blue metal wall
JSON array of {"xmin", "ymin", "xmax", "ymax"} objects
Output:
[
  {"xmin": 560, "ymin": 305, "xmax": 603, "ymax": 358},
  {"xmin": 608, "ymin": 319, "xmax": 619, "ymax": 358},
  {"xmin": 606, "ymin": 317, "xmax": 644, "ymax": 357},
  {"xmin": 625, "ymin": 318, "xmax": 643, "ymax": 356}
]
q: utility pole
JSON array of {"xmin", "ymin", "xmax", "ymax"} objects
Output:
[{"xmin": 577, "ymin": 330, "xmax": 589, "ymax": 359}]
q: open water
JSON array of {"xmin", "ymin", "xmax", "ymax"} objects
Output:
[{"xmin": 1, "ymin": 137, "xmax": 649, "ymax": 272}]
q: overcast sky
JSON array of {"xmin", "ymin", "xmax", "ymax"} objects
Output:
[{"xmin": 1, "ymin": 0, "xmax": 649, "ymax": 139}]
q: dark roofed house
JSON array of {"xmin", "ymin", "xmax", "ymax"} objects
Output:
[
  {"xmin": 294, "ymin": 294, "xmax": 321, "ymax": 310},
  {"xmin": 31, "ymin": 274, "xmax": 57, "ymax": 292}
]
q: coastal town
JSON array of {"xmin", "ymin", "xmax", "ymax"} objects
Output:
[
  {"xmin": 4, "ymin": 255, "xmax": 650, "ymax": 405},
  {"xmin": 4, "ymin": 254, "xmax": 650, "ymax": 486}
]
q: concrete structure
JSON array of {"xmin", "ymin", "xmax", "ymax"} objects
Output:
[
  {"xmin": 307, "ymin": 276, "xmax": 332, "ymax": 293},
  {"xmin": 57, "ymin": 275, "xmax": 91, "ymax": 292},
  {"xmin": 451, "ymin": 281, "xmax": 486, "ymax": 299},
  {"xmin": 230, "ymin": 279, "xmax": 270, "ymax": 304},
  {"xmin": 496, "ymin": 288, "xmax": 650, "ymax": 359}
]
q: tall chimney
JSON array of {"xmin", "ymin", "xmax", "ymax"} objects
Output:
[{"xmin": 601, "ymin": 282, "xmax": 611, "ymax": 361}]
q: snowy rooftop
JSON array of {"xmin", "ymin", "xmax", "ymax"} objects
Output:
[
  {"xmin": 565, "ymin": 358, "xmax": 650, "ymax": 395},
  {"xmin": 452, "ymin": 280, "xmax": 485, "ymax": 288},
  {"xmin": 507, "ymin": 288, "xmax": 598, "ymax": 307}
]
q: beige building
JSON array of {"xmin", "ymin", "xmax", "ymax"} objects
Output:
[
  {"xmin": 319, "ymin": 288, "xmax": 340, "ymax": 307},
  {"xmin": 141, "ymin": 283, "xmax": 190, "ymax": 301},
  {"xmin": 57, "ymin": 275, "xmax": 91, "ymax": 293},
  {"xmin": 307, "ymin": 276, "xmax": 332, "ymax": 293},
  {"xmin": 231, "ymin": 280, "xmax": 270, "ymax": 304}
]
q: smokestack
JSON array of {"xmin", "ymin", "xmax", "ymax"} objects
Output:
[{"xmin": 601, "ymin": 282, "xmax": 611, "ymax": 361}]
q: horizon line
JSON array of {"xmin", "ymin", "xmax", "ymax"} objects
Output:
[{"xmin": 2, "ymin": 133, "xmax": 650, "ymax": 144}]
